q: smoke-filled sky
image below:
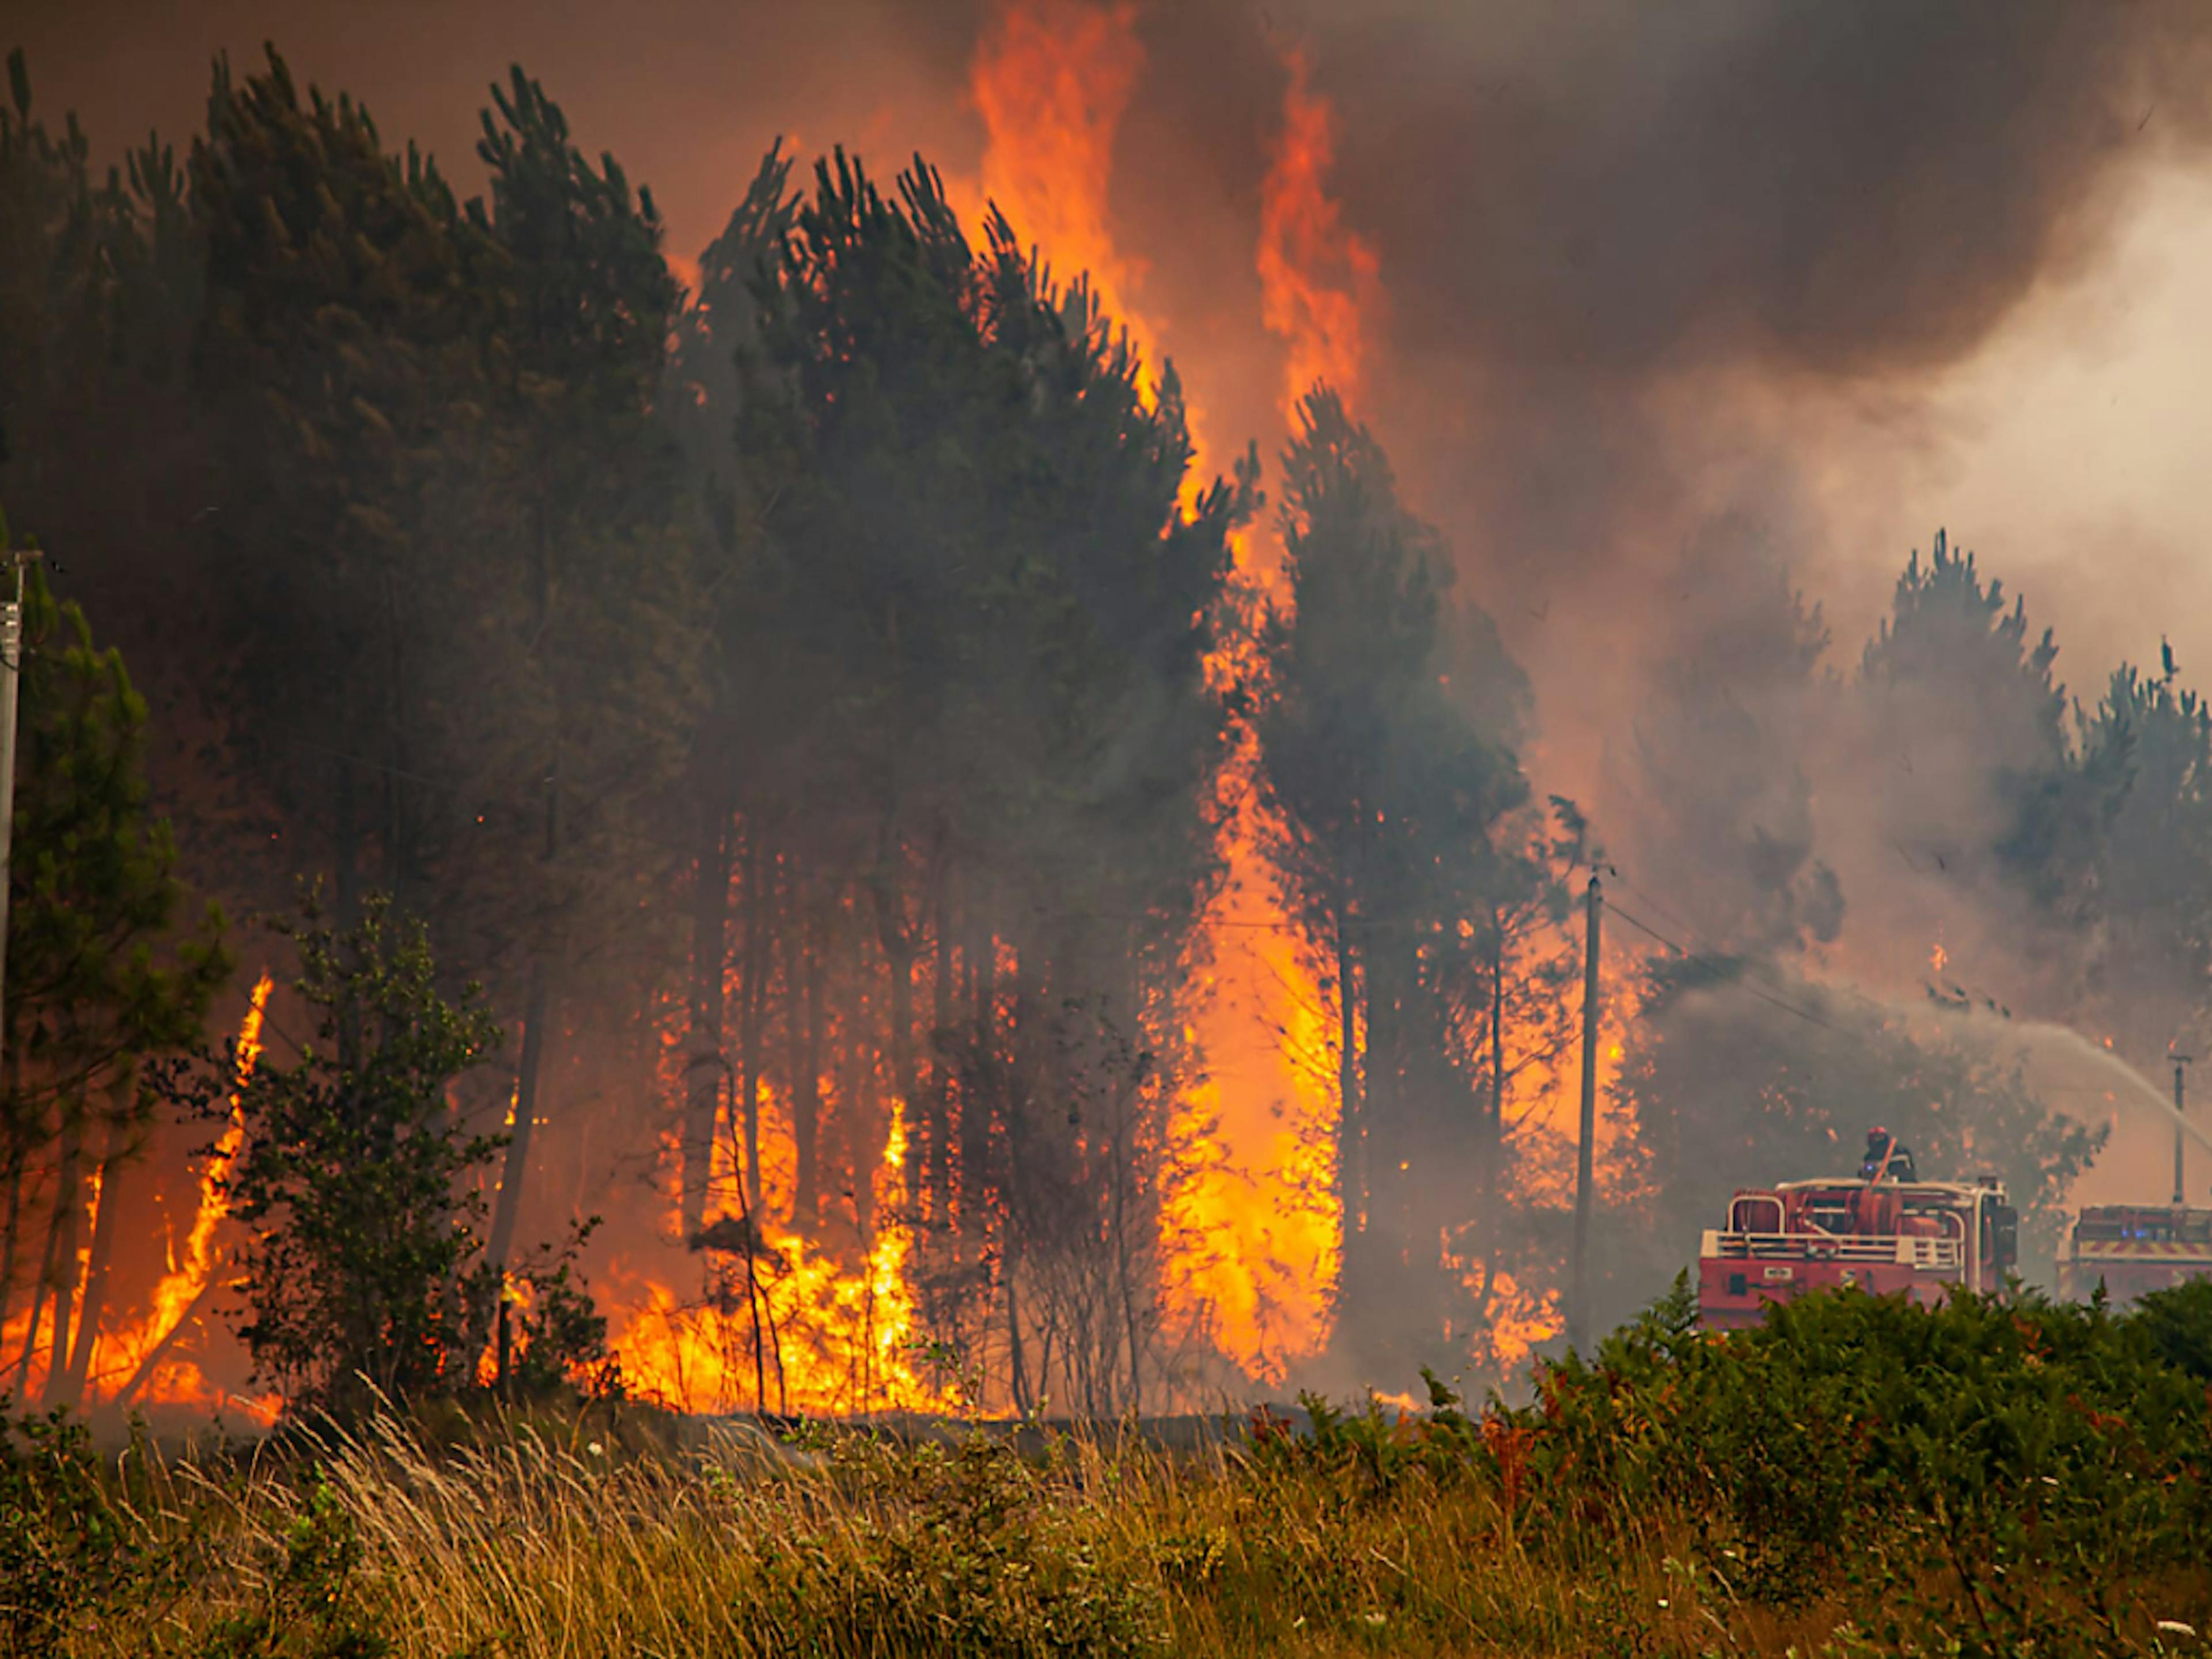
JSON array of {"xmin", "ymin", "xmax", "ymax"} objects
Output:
[{"xmin": 22, "ymin": 0, "xmax": 2212, "ymax": 771}]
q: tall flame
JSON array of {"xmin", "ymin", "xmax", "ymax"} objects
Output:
[
  {"xmin": 609, "ymin": 1092, "xmax": 949, "ymax": 1416},
  {"xmin": 110, "ymin": 972, "xmax": 274, "ymax": 1406},
  {"xmin": 1257, "ymin": 43, "xmax": 1384, "ymax": 418},
  {"xmin": 967, "ymin": 0, "xmax": 1157, "ymax": 389},
  {"xmin": 1157, "ymin": 39, "xmax": 1392, "ymax": 1379}
]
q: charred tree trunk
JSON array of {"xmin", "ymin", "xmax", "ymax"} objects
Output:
[
  {"xmin": 1480, "ymin": 916, "xmax": 1507, "ymax": 1312},
  {"xmin": 846, "ymin": 913, "xmax": 877, "ymax": 1238},
  {"xmin": 963, "ymin": 916, "xmax": 996, "ymax": 1241},
  {"xmin": 1334, "ymin": 907, "xmax": 1363, "ymax": 1240},
  {"xmin": 872, "ymin": 874, "xmax": 919, "ymax": 1210},
  {"xmin": 37, "ymin": 1122, "xmax": 82, "ymax": 1402},
  {"xmin": 929, "ymin": 879, "xmax": 954, "ymax": 1219},
  {"xmin": 791, "ymin": 886, "xmax": 824, "ymax": 1231},
  {"xmin": 60, "ymin": 1126, "xmax": 127, "ymax": 1404},
  {"xmin": 681, "ymin": 803, "xmax": 732, "ymax": 1241},
  {"xmin": 1005, "ymin": 1253, "xmax": 1031, "ymax": 1416},
  {"xmin": 737, "ymin": 827, "xmax": 767, "ymax": 1219},
  {"xmin": 332, "ymin": 745, "xmax": 360, "ymax": 929},
  {"xmin": 381, "ymin": 559, "xmax": 415, "ymax": 910},
  {"xmin": 486, "ymin": 961, "xmax": 549, "ymax": 1272},
  {"xmin": 0, "ymin": 1145, "xmax": 25, "ymax": 1342},
  {"xmin": 1111, "ymin": 1071, "xmax": 1143, "ymax": 1415},
  {"xmin": 1002, "ymin": 959, "xmax": 1034, "ymax": 1417},
  {"xmin": 489, "ymin": 749, "xmax": 560, "ymax": 1274}
]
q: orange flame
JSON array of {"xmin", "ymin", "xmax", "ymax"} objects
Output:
[
  {"xmin": 608, "ymin": 1096, "xmax": 950, "ymax": 1416},
  {"xmin": 966, "ymin": 0, "xmax": 1156, "ymax": 388},
  {"xmin": 106, "ymin": 971, "xmax": 274, "ymax": 1408},
  {"xmin": 1257, "ymin": 42, "xmax": 1384, "ymax": 418},
  {"xmin": 1155, "ymin": 40, "xmax": 1392, "ymax": 1381}
]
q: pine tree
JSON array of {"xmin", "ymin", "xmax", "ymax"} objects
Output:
[
  {"xmin": 0, "ymin": 519, "xmax": 229, "ymax": 1406},
  {"xmin": 1253, "ymin": 388, "xmax": 1560, "ymax": 1380}
]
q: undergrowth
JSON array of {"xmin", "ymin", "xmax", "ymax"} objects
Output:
[{"xmin": 12, "ymin": 1279, "xmax": 2212, "ymax": 1657}]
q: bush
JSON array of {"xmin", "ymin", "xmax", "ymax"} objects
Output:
[
  {"xmin": 0, "ymin": 1407, "xmax": 149, "ymax": 1657},
  {"xmin": 1495, "ymin": 1278, "xmax": 2212, "ymax": 1653}
]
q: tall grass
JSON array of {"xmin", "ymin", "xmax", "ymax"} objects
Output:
[
  {"xmin": 20, "ymin": 1279, "xmax": 2212, "ymax": 1657},
  {"xmin": 6, "ymin": 1406, "xmax": 1890, "ymax": 1657}
]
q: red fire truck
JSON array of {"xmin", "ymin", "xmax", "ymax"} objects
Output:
[
  {"xmin": 2058, "ymin": 1206, "xmax": 2212, "ymax": 1305},
  {"xmin": 1698, "ymin": 1174, "xmax": 2019, "ymax": 1331}
]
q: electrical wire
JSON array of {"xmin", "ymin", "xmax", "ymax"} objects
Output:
[{"xmin": 1601, "ymin": 896, "xmax": 1850, "ymax": 1036}]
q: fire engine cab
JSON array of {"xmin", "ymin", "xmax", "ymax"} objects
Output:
[
  {"xmin": 1698, "ymin": 1175, "xmax": 2019, "ymax": 1331},
  {"xmin": 2058, "ymin": 1206, "xmax": 2212, "ymax": 1306}
]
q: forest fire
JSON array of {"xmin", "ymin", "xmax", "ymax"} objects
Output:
[
  {"xmin": 0, "ymin": 975, "xmax": 275, "ymax": 1415},
  {"xmin": 17, "ymin": 18, "xmax": 2212, "ymax": 1648},
  {"xmin": 18, "ymin": 0, "xmax": 2182, "ymax": 1453},
  {"xmin": 609, "ymin": 1084, "xmax": 948, "ymax": 1417}
]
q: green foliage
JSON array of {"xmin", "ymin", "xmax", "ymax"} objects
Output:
[
  {"xmin": 1862, "ymin": 528, "xmax": 2066, "ymax": 772},
  {"xmin": 1501, "ymin": 1279, "xmax": 2212, "ymax": 1653},
  {"xmin": 1, "ymin": 555, "xmax": 230, "ymax": 1157},
  {"xmin": 208, "ymin": 896, "xmax": 611, "ymax": 1414},
  {"xmin": 502, "ymin": 1237, "xmax": 614, "ymax": 1399},
  {"xmin": 0, "ymin": 525, "xmax": 229, "ymax": 1407},
  {"xmin": 0, "ymin": 1407, "xmax": 151, "ymax": 1657},
  {"xmin": 2076, "ymin": 662, "xmax": 2212, "ymax": 1065},
  {"xmin": 196, "ymin": 1477, "xmax": 391, "ymax": 1659},
  {"xmin": 2131, "ymin": 1275, "xmax": 2212, "ymax": 1381},
  {"xmin": 218, "ymin": 899, "xmax": 504, "ymax": 1411}
]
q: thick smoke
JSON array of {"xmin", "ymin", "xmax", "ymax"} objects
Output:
[{"xmin": 19, "ymin": 0, "xmax": 2212, "ymax": 1387}]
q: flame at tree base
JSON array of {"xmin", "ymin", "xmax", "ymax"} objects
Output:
[{"xmin": 607, "ymin": 1101, "xmax": 953, "ymax": 1418}]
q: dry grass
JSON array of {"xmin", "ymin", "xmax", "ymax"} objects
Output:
[{"xmin": 50, "ymin": 1406, "xmax": 1894, "ymax": 1659}]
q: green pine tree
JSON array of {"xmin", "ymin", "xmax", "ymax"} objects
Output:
[{"xmin": 0, "ymin": 512, "xmax": 229, "ymax": 1407}]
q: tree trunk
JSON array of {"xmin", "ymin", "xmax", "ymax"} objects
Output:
[
  {"xmin": 61, "ymin": 1126, "xmax": 127, "ymax": 1404},
  {"xmin": 737, "ymin": 828, "xmax": 767, "ymax": 1219},
  {"xmin": 381, "ymin": 558, "xmax": 414, "ymax": 909},
  {"xmin": 1112, "ymin": 1072, "xmax": 1143, "ymax": 1416},
  {"xmin": 333, "ymin": 745, "xmax": 360, "ymax": 929},
  {"xmin": 115, "ymin": 1274, "xmax": 219, "ymax": 1408},
  {"xmin": 0, "ymin": 1145, "xmax": 24, "ymax": 1340},
  {"xmin": 681, "ymin": 803, "xmax": 732, "ymax": 1241},
  {"xmin": 1334, "ymin": 909, "xmax": 1363, "ymax": 1238},
  {"xmin": 963, "ymin": 917, "xmax": 996, "ymax": 1238},
  {"xmin": 870, "ymin": 869, "xmax": 919, "ymax": 1210},
  {"xmin": 486, "ymin": 961, "xmax": 550, "ymax": 1272},
  {"xmin": 37, "ymin": 1119, "xmax": 87, "ymax": 1403},
  {"xmin": 791, "ymin": 888, "xmax": 823, "ymax": 1230},
  {"xmin": 490, "ymin": 728, "xmax": 562, "ymax": 1272},
  {"xmin": 1480, "ymin": 916, "xmax": 1506, "ymax": 1311},
  {"xmin": 929, "ymin": 878, "xmax": 954, "ymax": 1219},
  {"xmin": 1005, "ymin": 1252, "xmax": 1031, "ymax": 1416}
]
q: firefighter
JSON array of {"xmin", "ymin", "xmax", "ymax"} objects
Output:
[{"xmin": 1859, "ymin": 1125, "xmax": 1918, "ymax": 1183}]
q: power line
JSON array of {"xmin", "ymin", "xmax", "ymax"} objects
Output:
[{"xmin": 1601, "ymin": 898, "xmax": 1848, "ymax": 1036}]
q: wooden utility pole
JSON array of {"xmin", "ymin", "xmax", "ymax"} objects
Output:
[
  {"xmin": 0, "ymin": 543, "xmax": 40, "ymax": 1079},
  {"xmin": 1567, "ymin": 874, "xmax": 1603, "ymax": 1352},
  {"xmin": 2174, "ymin": 1053, "xmax": 2192, "ymax": 1206}
]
